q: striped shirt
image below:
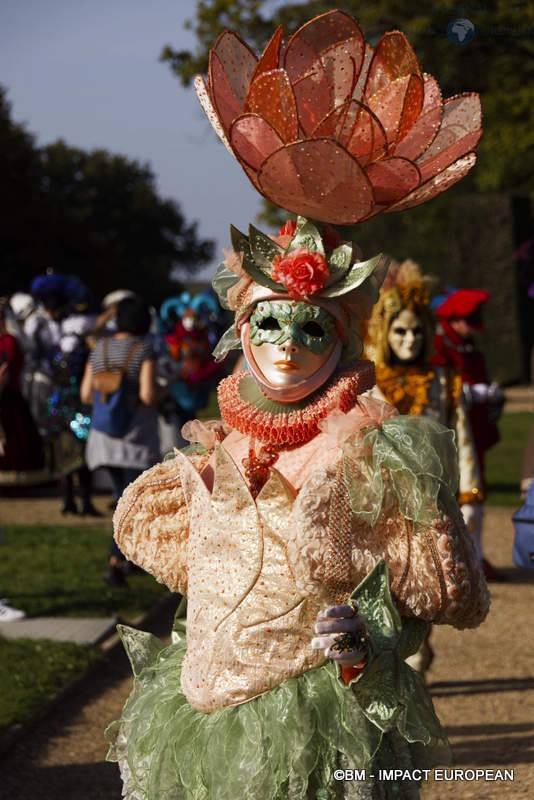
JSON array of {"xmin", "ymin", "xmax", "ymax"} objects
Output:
[{"xmin": 90, "ymin": 336, "xmax": 155, "ymax": 394}]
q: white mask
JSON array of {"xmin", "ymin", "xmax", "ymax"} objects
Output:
[{"xmin": 387, "ymin": 308, "xmax": 424, "ymax": 363}]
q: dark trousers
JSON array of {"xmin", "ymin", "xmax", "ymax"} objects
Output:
[{"xmin": 108, "ymin": 467, "xmax": 142, "ymax": 560}]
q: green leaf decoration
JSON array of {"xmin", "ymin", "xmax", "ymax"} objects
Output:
[
  {"xmin": 322, "ymin": 253, "xmax": 385, "ymax": 297},
  {"xmin": 230, "ymin": 224, "xmax": 250, "ymax": 254},
  {"xmin": 397, "ymin": 617, "xmax": 429, "ymax": 660},
  {"xmin": 117, "ymin": 624, "xmax": 164, "ymax": 677},
  {"xmin": 231, "ymin": 224, "xmax": 282, "ymax": 291},
  {"xmin": 288, "ymin": 218, "xmax": 325, "ymax": 256},
  {"xmin": 349, "ymin": 560, "xmax": 401, "ymax": 652},
  {"xmin": 212, "ymin": 262, "xmax": 240, "ymax": 310},
  {"xmin": 248, "ymin": 224, "xmax": 284, "ymax": 274},
  {"xmin": 212, "ymin": 324, "xmax": 242, "ymax": 361},
  {"xmin": 327, "ymin": 243, "xmax": 353, "ymax": 282},
  {"xmin": 355, "ymin": 651, "xmax": 403, "ymax": 731},
  {"xmin": 346, "ymin": 561, "xmax": 448, "ymax": 747}
]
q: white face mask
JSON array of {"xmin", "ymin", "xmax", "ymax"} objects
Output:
[
  {"xmin": 387, "ymin": 308, "xmax": 424, "ymax": 363},
  {"xmin": 248, "ymin": 300, "xmax": 337, "ymax": 388}
]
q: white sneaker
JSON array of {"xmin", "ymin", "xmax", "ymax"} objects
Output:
[{"xmin": 0, "ymin": 599, "xmax": 26, "ymax": 622}]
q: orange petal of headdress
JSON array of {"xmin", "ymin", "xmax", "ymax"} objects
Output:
[{"xmin": 195, "ymin": 10, "xmax": 482, "ymax": 224}]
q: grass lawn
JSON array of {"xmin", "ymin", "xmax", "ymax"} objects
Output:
[
  {"xmin": 0, "ymin": 524, "xmax": 168, "ymax": 619},
  {"xmin": 485, "ymin": 412, "xmax": 533, "ymax": 507},
  {"xmin": 0, "ymin": 637, "xmax": 101, "ymax": 735},
  {"xmin": 0, "ymin": 524, "xmax": 170, "ymax": 738}
]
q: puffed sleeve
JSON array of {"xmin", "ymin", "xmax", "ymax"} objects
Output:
[
  {"xmin": 113, "ymin": 450, "xmax": 211, "ymax": 594},
  {"xmin": 287, "ymin": 411, "xmax": 489, "ymax": 630}
]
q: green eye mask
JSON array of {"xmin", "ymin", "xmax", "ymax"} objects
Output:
[{"xmin": 249, "ymin": 300, "xmax": 336, "ymax": 355}]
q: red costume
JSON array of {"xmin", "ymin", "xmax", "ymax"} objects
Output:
[{"xmin": 432, "ymin": 290, "xmax": 500, "ymax": 475}]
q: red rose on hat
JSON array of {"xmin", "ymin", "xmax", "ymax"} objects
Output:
[{"xmin": 272, "ymin": 248, "xmax": 330, "ymax": 300}]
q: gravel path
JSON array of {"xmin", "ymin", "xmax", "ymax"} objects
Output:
[{"xmin": 0, "ymin": 502, "xmax": 532, "ymax": 799}]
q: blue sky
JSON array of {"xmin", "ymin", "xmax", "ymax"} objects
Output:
[{"xmin": 0, "ymin": 0, "xmax": 269, "ymax": 280}]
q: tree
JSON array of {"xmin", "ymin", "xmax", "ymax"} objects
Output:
[
  {"xmin": 0, "ymin": 86, "xmax": 214, "ymax": 305},
  {"xmin": 0, "ymin": 87, "xmax": 53, "ymax": 296},
  {"xmin": 39, "ymin": 141, "xmax": 214, "ymax": 305}
]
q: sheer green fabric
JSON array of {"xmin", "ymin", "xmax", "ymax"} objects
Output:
[
  {"xmin": 211, "ymin": 323, "xmax": 241, "ymax": 361},
  {"xmin": 342, "ymin": 415, "xmax": 459, "ymax": 528},
  {"xmin": 107, "ymin": 564, "xmax": 449, "ymax": 800}
]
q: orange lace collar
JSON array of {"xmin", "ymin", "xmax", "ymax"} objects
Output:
[{"xmin": 217, "ymin": 360, "xmax": 375, "ymax": 448}]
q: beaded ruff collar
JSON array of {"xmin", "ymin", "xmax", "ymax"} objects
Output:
[{"xmin": 217, "ymin": 360, "xmax": 375, "ymax": 448}]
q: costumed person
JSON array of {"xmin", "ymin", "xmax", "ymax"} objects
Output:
[
  {"xmin": 106, "ymin": 11, "xmax": 489, "ymax": 799},
  {"xmin": 158, "ymin": 291, "xmax": 222, "ymax": 450},
  {"xmin": 432, "ymin": 288, "xmax": 505, "ymax": 581},
  {"xmin": 363, "ymin": 261, "xmax": 484, "ymax": 673},
  {"xmin": 4, "ymin": 292, "xmax": 38, "ymax": 401},
  {"xmin": 0, "ymin": 297, "xmax": 46, "ymax": 623},
  {"xmin": 0, "ymin": 297, "xmax": 47, "ymax": 488},
  {"xmin": 25, "ymin": 273, "xmax": 103, "ymax": 515}
]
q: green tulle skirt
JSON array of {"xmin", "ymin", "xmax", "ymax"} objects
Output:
[{"xmin": 106, "ymin": 566, "xmax": 450, "ymax": 800}]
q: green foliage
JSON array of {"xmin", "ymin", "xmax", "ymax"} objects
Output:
[
  {"xmin": 162, "ymin": 0, "xmax": 534, "ymax": 195},
  {"xmin": 0, "ymin": 87, "xmax": 214, "ymax": 304},
  {"xmin": 0, "ymin": 637, "xmax": 100, "ymax": 734},
  {"xmin": 0, "ymin": 88, "xmax": 52, "ymax": 297},
  {"xmin": 38, "ymin": 140, "xmax": 214, "ymax": 304},
  {"xmin": 0, "ymin": 525, "xmax": 168, "ymax": 619}
]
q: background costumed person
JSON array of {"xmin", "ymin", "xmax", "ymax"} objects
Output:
[
  {"xmin": 26, "ymin": 273, "xmax": 102, "ymax": 515},
  {"xmin": 363, "ymin": 260, "xmax": 484, "ymax": 673},
  {"xmin": 158, "ymin": 291, "xmax": 224, "ymax": 443},
  {"xmin": 432, "ymin": 289, "xmax": 505, "ymax": 581},
  {"xmin": 0, "ymin": 297, "xmax": 47, "ymax": 487},
  {"xmin": 106, "ymin": 11, "xmax": 489, "ymax": 799}
]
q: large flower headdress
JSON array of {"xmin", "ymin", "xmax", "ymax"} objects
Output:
[
  {"xmin": 212, "ymin": 217, "xmax": 388, "ymax": 361},
  {"xmin": 195, "ymin": 9, "xmax": 482, "ymax": 225}
]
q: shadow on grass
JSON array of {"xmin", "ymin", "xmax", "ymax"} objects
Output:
[
  {"xmin": 10, "ymin": 581, "xmax": 169, "ymax": 621},
  {"xmin": 429, "ymin": 676, "xmax": 534, "ymax": 697},
  {"xmin": 0, "ymin": 593, "xmax": 180, "ymax": 794}
]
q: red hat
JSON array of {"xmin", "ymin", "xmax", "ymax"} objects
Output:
[{"xmin": 435, "ymin": 289, "xmax": 489, "ymax": 319}]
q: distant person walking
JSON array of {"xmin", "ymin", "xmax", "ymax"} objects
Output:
[{"xmin": 81, "ymin": 295, "xmax": 160, "ymax": 587}]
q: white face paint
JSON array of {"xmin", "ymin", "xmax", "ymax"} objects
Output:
[{"xmin": 387, "ymin": 308, "xmax": 424, "ymax": 363}]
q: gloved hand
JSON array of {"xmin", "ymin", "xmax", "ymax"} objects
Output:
[
  {"xmin": 461, "ymin": 502, "xmax": 483, "ymax": 533},
  {"xmin": 312, "ymin": 604, "xmax": 369, "ymax": 665}
]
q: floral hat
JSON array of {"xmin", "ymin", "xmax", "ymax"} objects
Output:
[
  {"xmin": 212, "ymin": 216, "xmax": 388, "ymax": 361},
  {"xmin": 195, "ymin": 9, "xmax": 482, "ymax": 225}
]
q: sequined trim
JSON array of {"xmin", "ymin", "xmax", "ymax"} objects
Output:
[{"xmin": 324, "ymin": 463, "xmax": 354, "ymax": 605}]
